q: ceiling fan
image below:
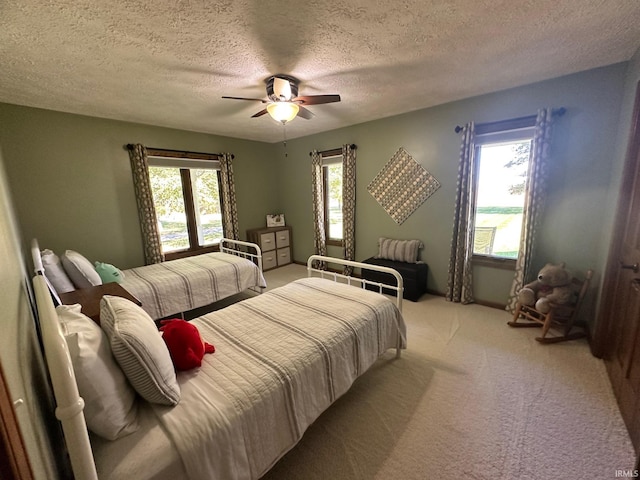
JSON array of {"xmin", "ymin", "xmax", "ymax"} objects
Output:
[{"xmin": 222, "ymin": 75, "xmax": 341, "ymax": 124}]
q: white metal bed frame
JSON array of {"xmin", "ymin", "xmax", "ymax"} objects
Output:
[
  {"xmin": 34, "ymin": 273, "xmax": 98, "ymax": 479},
  {"xmin": 307, "ymin": 255, "xmax": 405, "ymax": 359},
  {"xmin": 219, "ymin": 237, "xmax": 263, "ymax": 278},
  {"xmin": 31, "ymin": 237, "xmax": 265, "ymax": 302},
  {"xmin": 33, "ymin": 237, "xmax": 263, "ymax": 278},
  {"xmin": 306, "ymin": 255, "xmax": 404, "ymax": 313},
  {"xmin": 33, "ymin": 255, "xmax": 405, "ymax": 480}
]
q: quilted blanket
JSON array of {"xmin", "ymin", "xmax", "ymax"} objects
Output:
[
  {"xmin": 152, "ymin": 276, "xmax": 406, "ymax": 480},
  {"xmin": 121, "ymin": 252, "xmax": 266, "ymax": 320}
]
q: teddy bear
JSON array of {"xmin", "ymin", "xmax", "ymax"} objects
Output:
[
  {"xmin": 160, "ymin": 319, "xmax": 215, "ymax": 371},
  {"xmin": 517, "ymin": 262, "xmax": 574, "ymax": 314}
]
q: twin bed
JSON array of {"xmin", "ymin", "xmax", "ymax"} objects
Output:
[
  {"xmin": 37, "ymin": 238, "xmax": 267, "ymax": 320},
  {"xmin": 32, "ymin": 244, "xmax": 407, "ymax": 480},
  {"xmin": 120, "ymin": 239, "xmax": 266, "ymax": 319}
]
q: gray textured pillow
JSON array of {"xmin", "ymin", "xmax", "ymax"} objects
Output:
[
  {"xmin": 375, "ymin": 237, "xmax": 423, "ymax": 263},
  {"xmin": 41, "ymin": 249, "xmax": 76, "ymax": 294},
  {"xmin": 100, "ymin": 295, "xmax": 180, "ymax": 406},
  {"xmin": 61, "ymin": 249, "xmax": 102, "ymax": 289}
]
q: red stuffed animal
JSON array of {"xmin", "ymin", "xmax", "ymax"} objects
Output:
[{"xmin": 160, "ymin": 319, "xmax": 215, "ymax": 371}]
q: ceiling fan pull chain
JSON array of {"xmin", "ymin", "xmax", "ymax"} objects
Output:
[{"xmin": 282, "ymin": 124, "xmax": 288, "ymax": 157}]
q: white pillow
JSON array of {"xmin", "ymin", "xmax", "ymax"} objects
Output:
[
  {"xmin": 41, "ymin": 249, "xmax": 75, "ymax": 294},
  {"xmin": 100, "ymin": 296, "xmax": 180, "ymax": 406},
  {"xmin": 56, "ymin": 304, "xmax": 139, "ymax": 440},
  {"xmin": 375, "ymin": 237, "xmax": 423, "ymax": 263},
  {"xmin": 61, "ymin": 250, "xmax": 103, "ymax": 289}
]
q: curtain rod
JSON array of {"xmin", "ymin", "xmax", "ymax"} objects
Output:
[
  {"xmin": 125, "ymin": 144, "xmax": 233, "ymax": 160},
  {"xmin": 308, "ymin": 144, "xmax": 357, "ymax": 157},
  {"xmin": 454, "ymin": 107, "xmax": 566, "ymax": 133}
]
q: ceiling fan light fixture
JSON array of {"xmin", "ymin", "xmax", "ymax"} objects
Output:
[{"xmin": 267, "ymin": 102, "xmax": 299, "ymax": 124}]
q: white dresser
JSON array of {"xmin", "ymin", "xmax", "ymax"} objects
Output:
[{"xmin": 246, "ymin": 226, "xmax": 293, "ymax": 271}]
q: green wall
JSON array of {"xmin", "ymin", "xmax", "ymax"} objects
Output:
[
  {"xmin": 0, "ymin": 148, "xmax": 65, "ymax": 478},
  {"xmin": 593, "ymin": 47, "xmax": 640, "ymax": 325},
  {"xmin": 0, "ymin": 56, "xmax": 639, "ymax": 479},
  {"xmin": 0, "ymin": 106, "xmax": 279, "ymax": 269},
  {"xmin": 277, "ymin": 64, "xmax": 628, "ymax": 309},
  {"xmin": 0, "ymin": 61, "xmax": 632, "ymax": 310}
]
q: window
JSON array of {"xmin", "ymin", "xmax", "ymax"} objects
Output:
[
  {"xmin": 323, "ymin": 157, "xmax": 343, "ymax": 245},
  {"xmin": 147, "ymin": 155, "xmax": 224, "ymax": 259},
  {"xmin": 472, "ymin": 126, "xmax": 534, "ymax": 264}
]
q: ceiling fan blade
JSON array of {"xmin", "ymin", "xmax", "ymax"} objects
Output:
[
  {"xmin": 294, "ymin": 94, "xmax": 341, "ymax": 105},
  {"xmin": 251, "ymin": 108, "xmax": 269, "ymax": 118},
  {"xmin": 273, "ymin": 76, "xmax": 292, "ymax": 101},
  {"xmin": 222, "ymin": 96, "xmax": 267, "ymax": 103},
  {"xmin": 296, "ymin": 106, "xmax": 314, "ymax": 120}
]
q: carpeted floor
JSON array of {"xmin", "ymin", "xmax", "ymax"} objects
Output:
[{"xmin": 253, "ymin": 264, "xmax": 635, "ymax": 480}]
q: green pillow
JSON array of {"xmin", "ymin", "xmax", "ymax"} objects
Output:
[{"xmin": 94, "ymin": 262, "xmax": 125, "ymax": 284}]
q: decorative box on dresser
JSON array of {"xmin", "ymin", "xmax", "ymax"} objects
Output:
[{"xmin": 247, "ymin": 226, "xmax": 293, "ymax": 271}]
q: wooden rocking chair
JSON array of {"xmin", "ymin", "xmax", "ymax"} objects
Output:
[{"xmin": 507, "ymin": 269, "xmax": 594, "ymax": 344}]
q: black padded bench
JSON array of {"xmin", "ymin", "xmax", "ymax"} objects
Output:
[{"xmin": 361, "ymin": 257, "xmax": 428, "ymax": 302}]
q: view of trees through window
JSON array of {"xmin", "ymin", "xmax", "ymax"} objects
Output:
[
  {"xmin": 325, "ymin": 163, "xmax": 343, "ymax": 241},
  {"xmin": 149, "ymin": 166, "xmax": 223, "ymax": 252},
  {"xmin": 473, "ymin": 140, "xmax": 531, "ymax": 259}
]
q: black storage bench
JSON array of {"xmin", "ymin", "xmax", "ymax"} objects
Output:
[{"xmin": 361, "ymin": 257, "xmax": 428, "ymax": 302}]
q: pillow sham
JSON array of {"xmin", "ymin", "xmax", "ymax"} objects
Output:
[
  {"xmin": 100, "ymin": 295, "xmax": 180, "ymax": 406},
  {"xmin": 56, "ymin": 304, "xmax": 139, "ymax": 440},
  {"xmin": 41, "ymin": 249, "xmax": 75, "ymax": 294},
  {"xmin": 375, "ymin": 237, "xmax": 423, "ymax": 263},
  {"xmin": 61, "ymin": 250, "xmax": 102, "ymax": 289}
]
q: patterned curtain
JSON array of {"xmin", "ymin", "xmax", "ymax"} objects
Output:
[
  {"xmin": 219, "ymin": 153, "xmax": 239, "ymax": 240},
  {"xmin": 311, "ymin": 150, "xmax": 327, "ymax": 268},
  {"xmin": 127, "ymin": 144, "xmax": 164, "ymax": 265},
  {"xmin": 342, "ymin": 144, "xmax": 357, "ymax": 275},
  {"xmin": 505, "ymin": 108, "xmax": 554, "ymax": 312},
  {"xmin": 446, "ymin": 123, "xmax": 476, "ymax": 304}
]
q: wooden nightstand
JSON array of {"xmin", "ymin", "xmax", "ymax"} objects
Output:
[{"xmin": 59, "ymin": 283, "xmax": 141, "ymax": 325}]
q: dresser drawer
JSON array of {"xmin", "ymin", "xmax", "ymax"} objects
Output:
[
  {"xmin": 246, "ymin": 225, "xmax": 293, "ymax": 271},
  {"xmin": 276, "ymin": 229, "xmax": 290, "ymax": 248},
  {"xmin": 260, "ymin": 232, "xmax": 276, "ymax": 251},
  {"xmin": 262, "ymin": 251, "xmax": 278, "ymax": 270},
  {"xmin": 276, "ymin": 247, "xmax": 291, "ymax": 266}
]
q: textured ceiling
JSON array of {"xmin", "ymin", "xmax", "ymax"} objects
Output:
[{"xmin": 0, "ymin": 0, "xmax": 639, "ymax": 143}]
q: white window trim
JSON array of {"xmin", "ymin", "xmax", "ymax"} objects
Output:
[
  {"xmin": 471, "ymin": 127, "xmax": 534, "ymax": 266},
  {"xmin": 323, "ymin": 158, "xmax": 344, "ymax": 244},
  {"xmin": 322, "ymin": 154, "xmax": 342, "ymax": 166},
  {"xmin": 474, "ymin": 126, "xmax": 535, "ymax": 145}
]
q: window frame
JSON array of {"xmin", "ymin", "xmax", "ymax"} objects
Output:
[
  {"xmin": 322, "ymin": 154, "xmax": 344, "ymax": 247},
  {"xmin": 470, "ymin": 120, "xmax": 536, "ymax": 270},
  {"xmin": 147, "ymin": 152, "xmax": 225, "ymax": 261}
]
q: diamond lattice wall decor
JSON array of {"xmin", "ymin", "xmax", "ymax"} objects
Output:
[{"xmin": 367, "ymin": 147, "xmax": 441, "ymax": 224}]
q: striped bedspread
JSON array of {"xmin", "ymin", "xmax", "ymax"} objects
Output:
[
  {"xmin": 151, "ymin": 276, "xmax": 406, "ymax": 480},
  {"xmin": 121, "ymin": 252, "xmax": 266, "ymax": 320}
]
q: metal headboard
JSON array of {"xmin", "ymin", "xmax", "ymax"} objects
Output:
[
  {"xmin": 306, "ymin": 255, "xmax": 404, "ymax": 313},
  {"xmin": 30, "ymin": 238, "xmax": 61, "ymax": 306},
  {"xmin": 33, "ymin": 274, "xmax": 98, "ymax": 479}
]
